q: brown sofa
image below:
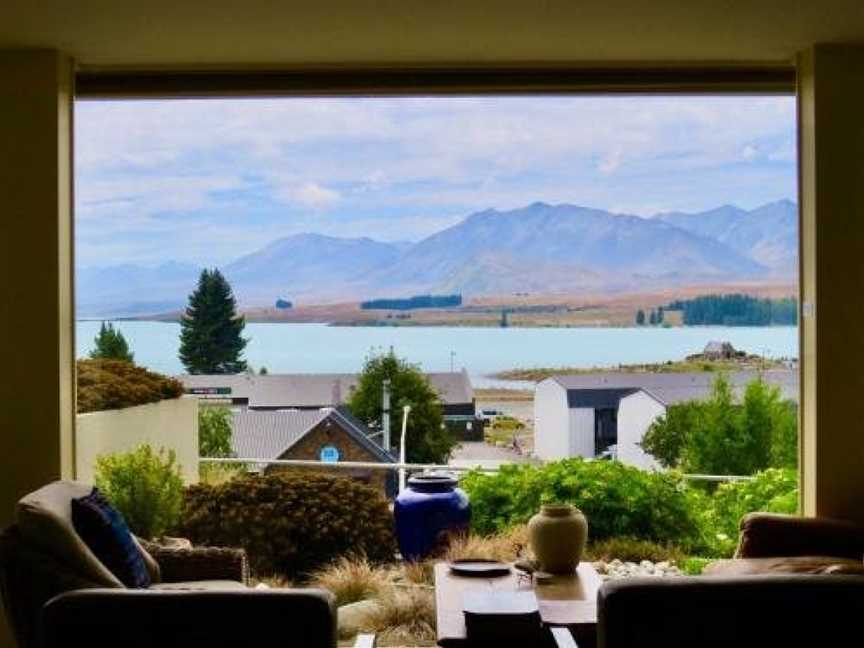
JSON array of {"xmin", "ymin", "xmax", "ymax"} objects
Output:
[
  {"xmin": 0, "ymin": 481, "xmax": 353, "ymax": 648},
  {"xmin": 595, "ymin": 513, "xmax": 864, "ymax": 648}
]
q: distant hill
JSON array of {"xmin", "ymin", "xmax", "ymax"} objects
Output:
[
  {"xmin": 365, "ymin": 202, "xmax": 767, "ymax": 296},
  {"xmin": 223, "ymin": 233, "xmax": 403, "ymax": 303},
  {"xmin": 77, "ymin": 261, "xmax": 201, "ymax": 317},
  {"xmin": 657, "ymin": 199, "xmax": 797, "ymax": 276},
  {"xmin": 75, "ymin": 200, "xmax": 797, "ymax": 317}
]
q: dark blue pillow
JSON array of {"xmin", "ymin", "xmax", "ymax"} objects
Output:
[{"xmin": 71, "ymin": 488, "xmax": 151, "ymax": 588}]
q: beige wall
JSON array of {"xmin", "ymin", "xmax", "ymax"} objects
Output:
[
  {"xmin": 76, "ymin": 398, "xmax": 200, "ymax": 484},
  {"xmin": 0, "ymin": 49, "xmax": 74, "ymax": 648},
  {"xmin": 798, "ymin": 45, "xmax": 864, "ymax": 522}
]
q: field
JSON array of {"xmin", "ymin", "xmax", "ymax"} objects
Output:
[{"xmin": 231, "ymin": 281, "xmax": 797, "ymax": 328}]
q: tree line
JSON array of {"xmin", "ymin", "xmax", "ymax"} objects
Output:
[
  {"xmin": 360, "ymin": 294, "xmax": 462, "ymax": 310},
  {"xmin": 667, "ymin": 294, "xmax": 798, "ymax": 326}
]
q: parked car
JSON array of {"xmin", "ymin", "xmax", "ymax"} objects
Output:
[{"xmin": 479, "ymin": 408, "xmax": 504, "ymax": 424}]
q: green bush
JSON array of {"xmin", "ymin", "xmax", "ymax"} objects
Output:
[
  {"xmin": 461, "ymin": 459, "xmax": 701, "ymax": 549},
  {"xmin": 176, "ymin": 472, "xmax": 396, "ymax": 577},
  {"xmin": 77, "ymin": 359, "xmax": 184, "ymax": 413},
  {"xmin": 699, "ymin": 468, "xmax": 798, "ymax": 556},
  {"xmin": 95, "ymin": 444, "xmax": 184, "ymax": 539}
]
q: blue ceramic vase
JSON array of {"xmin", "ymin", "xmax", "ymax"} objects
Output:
[{"xmin": 394, "ymin": 473, "xmax": 471, "ymax": 561}]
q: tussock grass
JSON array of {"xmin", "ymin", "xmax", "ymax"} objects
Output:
[
  {"xmin": 444, "ymin": 525, "xmax": 530, "ymax": 563},
  {"xmin": 585, "ymin": 537, "xmax": 686, "ymax": 564},
  {"xmin": 401, "ymin": 561, "xmax": 434, "ymax": 586},
  {"xmin": 359, "ymin": 588, "xmax": 437, "ymax": 645},
  {"xmin": 309, "ymin": 555, "xmax": 392, "ymax": 607}
]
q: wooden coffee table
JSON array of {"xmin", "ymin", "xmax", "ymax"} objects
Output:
[{"xmin": 434, "ymin": 562, "xmax": 603, "ymax": 648}]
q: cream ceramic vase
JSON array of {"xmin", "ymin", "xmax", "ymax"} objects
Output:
[{"xmin": 528, "ymin": 504, "xmax": 588, "ymax": 574}]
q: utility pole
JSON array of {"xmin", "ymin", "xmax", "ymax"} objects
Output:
[
  {"xmin": 382, "ymin": 379, "xmax": 391, "ymax": 453},
  {"xmin": 399, "ymin": 405, "xmax": 411, "ymax": 493}
]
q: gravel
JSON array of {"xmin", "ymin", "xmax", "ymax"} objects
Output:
[{"xmin": 593, "ymin": 559, "xmax": 683, "ymax": 580}]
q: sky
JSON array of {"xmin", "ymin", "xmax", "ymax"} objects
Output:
[{"xmin": 75, "ymin": 95, "xmax": 797, "ymax": 268}]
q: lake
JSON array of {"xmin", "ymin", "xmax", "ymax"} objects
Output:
[{"xmin": 76, "ymin": 321, "xmax": 799, "ymax": 388}]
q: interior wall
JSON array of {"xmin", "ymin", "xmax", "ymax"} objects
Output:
[
  {"xmin": 798, "ymin": 45, "xmax": 864, "ymax": 522},
  {"xmin": 0, "ymin": 49, "xmax": 74, "ymax": 648}
]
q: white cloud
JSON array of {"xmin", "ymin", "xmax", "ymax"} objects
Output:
[
  {"xmin": 74, "ymin": 95, "xmax": 797, "ymax": 266},
  {"xmin": 277, "ymin": 182, "xmax": 341, "ymax": 209}
]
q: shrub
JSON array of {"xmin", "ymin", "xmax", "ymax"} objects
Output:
[
  {"xmin": 77, "ymin": 359, "xmax": 184, "ymax": 413},
  {"xmin": 176, "ymin": 472, "xmax": 396, "ymax": 577},
  {"xmin": 94, "ymin": 444, "xmax": 184, "ymax": 539},
  {"xmin": 699, "ymin": 468, "xmax": 799, "ymax": 556},
  {"xmin": 461, "ymin": 459, "xmax": 701, "ymax": 549}
]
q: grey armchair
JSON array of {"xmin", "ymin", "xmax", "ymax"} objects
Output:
[{"xmin": 0, "ymin": 481, "xmax": 373, "ymax": 648}]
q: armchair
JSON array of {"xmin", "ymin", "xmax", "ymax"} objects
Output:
[{"xmin": 0, "ymin": 481, "xmax": 374, "ymax": 648}]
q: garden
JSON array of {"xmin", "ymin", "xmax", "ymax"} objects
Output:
[{"xmin": 93, "ymin": 442, "xmax": 798, "ymax": 645}]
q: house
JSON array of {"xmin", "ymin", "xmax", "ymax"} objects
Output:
[
  {"xmin": 702, "ymin": 341, "xmax": 738, "ymax": 360},
  {"xmin": 229, "ymin": 407, "xmax": 396, "ymax": 495},
  {"xmin": 180, "ymin": 370, "xmax": 480, "ymax": 439},
  {"xmin": 534, "ymin": 371, "xmax": 799, "ymax": 469}
]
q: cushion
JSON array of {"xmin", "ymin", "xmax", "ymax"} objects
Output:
[
  {"xmin": 704, "ymin": 556, "xmax": 864, "ymax": 576},
  {"xmin": 71, "ymin": 488, "xmax": 152, "ymax": 588},
  {"xmin": 16, "ymin": 480, "xmax": 123, "ymax": 588}
]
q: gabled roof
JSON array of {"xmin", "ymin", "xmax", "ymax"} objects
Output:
[
  {"xmin": 229, "ymin": 407, "xmax": 395, "ymax": 469},
  {"xmin": 566, "ymin": 388, "xmax": 639, "ymax": 409},
  {"xmin": 549, "ymin": 370, "xmax": 798, "ymax": 407},
  {"xmin": 181, "ymin": 370, "xmax": 473, "ymax": 408}
]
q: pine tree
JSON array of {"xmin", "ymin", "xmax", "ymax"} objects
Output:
[
  {"xmin": 90, "ymin": 321, "xmax": 134, "ymax": 362},
  {"xmin": 179, "ymin": 269, "xmax": 248, "ymax": 374},
  {"xmin": 649, "ymin": 309, "xmax": 658, "ymax": 325},
  {"xmin": 635, "ymin": 309, "xmax": 646, "ymax": 325},
  {"xmin": 657, "ymin": 306, "xmax": 665, "ymax": 324}
]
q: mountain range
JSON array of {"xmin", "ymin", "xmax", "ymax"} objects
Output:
[{"xmin": 77, "ymin": 199, "xmax": 798, "ymax": 317}]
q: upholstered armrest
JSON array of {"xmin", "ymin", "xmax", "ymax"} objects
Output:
[
  {"xmin": 143, "ymin": 543, "xmax": 249, "ymax": 585},
  {"xmin": 598, "ymin": 575, "xmax": 864, "ymax": 648},
  {"xmin": 736, "ymin": 513, "xmax": 864, "ymax": 560},
  {"xmin": 42, "ymin": 588, "xmax": 337, "ymax": 648}
]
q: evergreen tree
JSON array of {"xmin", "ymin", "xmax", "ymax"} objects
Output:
[
  {"xmin": 348, "ymin": 349, "xmax": 456, "ymax": 464},
  {"xmin": 657, "ymin": 306, "xmax": 665, "ymax": 324},
  {"xmin": 635, "ymin": 309, "xmax": 646, "ymax": 325},
  {"xmin": 179, "ymin": 269, "xmax": 248, "ymax": 374},
  {"xmin": 90, "ymin": 321, "xmax": 134, "ymax": 363},
  {"xmin": 649, "ymin": 309, "xmax": 658, "ymax": 325}
]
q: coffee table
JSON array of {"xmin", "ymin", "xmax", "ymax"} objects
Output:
[{"xmin": 434, "ymin": 561, "xmax": 603, "ymax": 648}]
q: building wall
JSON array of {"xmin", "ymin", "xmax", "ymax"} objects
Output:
[
  {"xmin": 533, "ymin": 379, "xmax": 570, "ymax": 460},
  {"xmin": 616, "ymin": 391, "xmax": 665, "ymax": 470},
  {"xmin": 75, "ymin": 398, "xmax": 200, "ymax": 484},
  {"xmin": 569, "ymin": 408, "xmax": 595, "ymax": 458},
  {"xmin": 268, "ymin": 419, "xmax": 392, "ymax": 494}
]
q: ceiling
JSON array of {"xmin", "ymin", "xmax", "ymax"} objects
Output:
[{"xmin": 2, "ymin": 0, "xmax": 864, "ymax": 69}]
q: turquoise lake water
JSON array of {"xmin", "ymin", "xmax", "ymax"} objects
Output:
[{"xmin": 76, "ymin": 321, "xmax": 798, "ymax": 388}]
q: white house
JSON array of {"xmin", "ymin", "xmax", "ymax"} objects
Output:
[{"xmin": 534, "ymin": 370, "xmax": 799, "ymax": 469}]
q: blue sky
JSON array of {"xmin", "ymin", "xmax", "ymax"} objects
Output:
[{"xmin": 75, "ymin": 96, "xmax": 797, "ymax": 267}]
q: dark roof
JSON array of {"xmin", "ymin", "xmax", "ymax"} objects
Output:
[
  {"xmin": 550, "ymin": 370, "xmax": 798, "ymax": 406},
  {"xmin": 566, "ymin": 388, "xmax": 639, "ymax": 409},
  {"xmin": 181, "ymin": 370, "xmax": 473, "ymax": 408},
  {"xmin": 230, "ymin": 407, "xmax": 395, "ymax": 470}
]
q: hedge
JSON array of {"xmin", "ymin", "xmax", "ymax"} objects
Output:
[
  {"xmin": 77, "ymin": 359, "xmax": 184, "ymax": 413},
  {"xmin": 176, "ymin": 472, "xmax": 396, "ymax": 577}
]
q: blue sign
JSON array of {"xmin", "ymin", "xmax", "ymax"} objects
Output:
[{"xmin": 319, "ymin": 445, "xmax": 340, "ymax": 463}]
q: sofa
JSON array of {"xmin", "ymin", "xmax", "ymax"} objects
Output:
[
  {"xmin": 0, "ymin": 480, "xmax": 356, "ymax": 648},
  {"xmin": 595, "ymin": 512, "xmax": 864, "ymax": 648}
]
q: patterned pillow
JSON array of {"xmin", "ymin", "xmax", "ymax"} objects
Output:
[{"xmin": 71, "ymin": 488, "xmax": 152, "ymax": 588}]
